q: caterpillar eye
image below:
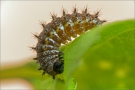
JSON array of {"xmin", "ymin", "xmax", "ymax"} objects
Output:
[{"xmin": 53, "ymin": 61, "xmax": 64, "ymax": 74}]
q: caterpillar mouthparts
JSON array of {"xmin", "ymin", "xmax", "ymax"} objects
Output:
[{"xmin": 31, "ymin": 6, "xmax": 106, "ymax": 79}]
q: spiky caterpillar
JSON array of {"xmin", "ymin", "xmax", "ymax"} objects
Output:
[{"xmin": 31, "ymin": 6, "xmax": 106, "ymax": 79}]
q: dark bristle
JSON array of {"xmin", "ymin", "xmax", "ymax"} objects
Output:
[
  {"xmin": 59, "ymin": 51, "xmax": 64, "ymax": 55},
  {"xmin": 61, "ymin": 7, "xmax": 67, "ymax": 16},
  {"xmin": 29, "ymin": 46, "xmax": 36, "ymax": 50},
  {"xmin": 73, "ymin": 8, "xmax": 77, "ymax": 14},
  {"xmin": 72, "ymin": 5, "xmax": 78, "ymax": 14},
  {"xmin": 82, "ymin": 5, "xmax": 88, "ymax": 14},
  {"xmin": 85, "ymin": 5, "xmax": 88, "ymax": 13},
  {"xmin": 35, "ymin": 35, "xmax": 39, "ymax": 38},
  {"xmin": 53, "ymin": 76, "xmax": 55, "ymax": 79},
  {"xmin": 86, "ymin": 13, "xmax": 89, "ymax": 16},
  {"xmin": 59, "ymin": 56, "xmax": 63, "ymax": 60},
  {"xmin": 95, "ymin": 12, "xmax": 100, "ymax": 18},
  {"xmin": 94, "ymin": 9, "xmax": 102, "ymax": 18},
  {"xmin": 42, "ymin": 71, "xmax": 45, "ymax": 75},
  {"xmin": 50, "ymin": 12, "xmax": 57, "ymax": 20},
  {"xmin": 33, "ymin": 57, "xmax": 38, "ymax": 60},
  {"xmin": 38, "ymin": 67, "xmax": 42, "ymax": 70},
  {"xmin": 39, "ymin": 21, "xmax": 46, "ymax": 28},
  {"xmin": 63, "ymin": 10, "xmax": 66, "ymax": 16},
  {"xmin": 64, "ymin": 17, "xmax": 66, "ymax": 20},
  {"xmin": 101, "ymin": 20, "xmax": 107, "ymax": 24},
  {"xmin": 31, "ymin": 33, "xmax": 39, "ymax": 39},
  {"xmin": 75, "ymin": 13, "xmax": 77, "ymax": 17},
  {"xmin": 84, "ymin": 9, "xmax": 87, "ymax": 14}
]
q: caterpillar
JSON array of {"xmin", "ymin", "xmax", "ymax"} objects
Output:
[{"xmin": 31, "ymin": 6, "xmax": 106, "ymax": 79}]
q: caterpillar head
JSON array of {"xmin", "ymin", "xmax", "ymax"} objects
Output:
[{"xmin": 53, "ymin": 60, "xmax": 64, "ymax": 74}]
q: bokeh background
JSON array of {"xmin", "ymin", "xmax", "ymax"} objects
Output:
[{"xmin": 1, "ymin": 1, "xmax": 134, "ymax": 89}]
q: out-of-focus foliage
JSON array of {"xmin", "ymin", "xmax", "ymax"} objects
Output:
[{"xmin": 1, "ymin": 19, "xmax": 135, "ymax": 90}]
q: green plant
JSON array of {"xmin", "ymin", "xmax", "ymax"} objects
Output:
[{"xmin": 1, "ymin": 19, "xmax": 135, "ymax": 90}]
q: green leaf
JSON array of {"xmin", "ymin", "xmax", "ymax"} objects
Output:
[{"xmin": 64, "ymin": 19, "xmax": 135, "ymax": 89}]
